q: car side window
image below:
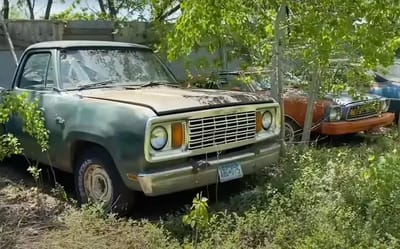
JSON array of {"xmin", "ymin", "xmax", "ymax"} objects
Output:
[{"xmin": 19, "ymin": 53, "xmax": 55, "ymax": 90}]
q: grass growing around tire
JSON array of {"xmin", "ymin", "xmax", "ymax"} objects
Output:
[{"xmin": 2, "ymin": 133, "xmax": 400, "ymax": 249}]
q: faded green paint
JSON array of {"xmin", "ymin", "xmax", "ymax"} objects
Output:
[{"xmin": 3, "ymin": 41, "xmax": 281, "ymax": 196}]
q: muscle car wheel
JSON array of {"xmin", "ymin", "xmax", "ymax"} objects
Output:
[
  {"xmin": 284, "ymin": 119, "xmax": 301, "ymax": 143},
  {"xmin": 74, "ymin": 146, "xmax": 135, "ymax": 214}
]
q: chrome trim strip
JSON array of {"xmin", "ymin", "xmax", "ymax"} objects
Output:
[
  {"xmin": 208, "ymin": 152, "xmax": 255, "ymax": 165},
  {"xmin": 259, "ymin": 143, "xmax": 281, "ymax": 154},
  {"xmin": 139, "ymin": 166, "xmax": 193, "ymax": 177},
  {"xmin": 137, "ymin": 152, "xmax": 255, "ymax": 178}
]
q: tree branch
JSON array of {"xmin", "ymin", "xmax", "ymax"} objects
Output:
[
  {"xmin": 26, "ymin": 0, "xmax": 35, "ymax": 19},
  {"xmin": 97, "ymin": 0, "xmax": 106, "ymax": 14},
  {"xmin": 106, "ymin": 0, "xmax": 117, "ymax": 19},
  {"xmin": 2, "ymin": 0, "xmax": 9, "ymax": 19},
  {"xmin": 44, "ymin": 0, "xmax": 53, "ymax": 19},
  {"xmin": 157, "ymin": 2, "xmax": 181, "ymax": 21}
]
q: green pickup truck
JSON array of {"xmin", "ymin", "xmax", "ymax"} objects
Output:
[{"xmin": 1, "ymin": 41, "xmax": 281, "ymax": 213}]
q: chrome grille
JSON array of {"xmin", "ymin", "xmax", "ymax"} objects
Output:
[
  {"xmin": 346, "ymin": 103, "xmax": 379, "ymax": 120},
  {"xmin": 188, "ymin": 111, "xmax": 256, "ymax": 150}
]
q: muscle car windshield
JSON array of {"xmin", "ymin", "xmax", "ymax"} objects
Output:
[
  {"xmin": 216, "ymin": 73, "xmax": 270, "ymax": 92},
  {"xmin": 376, "ymin": 59, "xmax": 400, "ymax": 83},
  {"xmin": 59, "ymin": 48, "xmax": 176, "ymax": 89}
]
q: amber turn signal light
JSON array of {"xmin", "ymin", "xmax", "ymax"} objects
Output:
[
  {"xmin": 171, "ymin": 122, "xmax": 185, "ymax": 148},
  {"xmin": 256, "ymin": 112, "xmax": 263, "ymax": 132}
]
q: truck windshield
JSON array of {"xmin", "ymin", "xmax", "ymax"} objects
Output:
[{"xmin": 59, "ymin": 48, "xmax": 176, "ymax": 89}]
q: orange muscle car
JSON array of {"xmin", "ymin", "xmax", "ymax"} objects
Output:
[{"xmin": 191, "ymin": 70, "xmax": 394, "ymax": 142}]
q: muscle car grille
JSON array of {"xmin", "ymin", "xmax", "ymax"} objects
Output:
[
  {"xmin": 188, "ymin": 111, "xmax": 256, "ymax": 150},
  {"xmin": 346, "ymin": 103, "xmax": 379, "ymax": 120}
]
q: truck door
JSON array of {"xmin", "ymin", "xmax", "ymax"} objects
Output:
[{"xmin": 5, "ymin": 50, "xmax": 58, "ymax": 164}]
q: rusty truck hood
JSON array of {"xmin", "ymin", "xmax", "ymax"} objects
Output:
[{"xmin": 79, "ymin": 85, "xmax": 274, "ymax": 115}]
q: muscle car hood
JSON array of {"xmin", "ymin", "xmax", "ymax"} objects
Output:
[
  {"xmin": 80, "ymin": 85, "xmax": 274, "ymax": 115},
  {"xmin": 324, "ymin": 92, "xmax": 382, "ymax": 105},
  {"xmin": 281, "ymin": 87, "xmax": 382, "ymax": 106}
]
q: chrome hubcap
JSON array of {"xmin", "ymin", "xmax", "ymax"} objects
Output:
[
  {"xmin": 284, "ymin": 123, "xmax": 295, "ymax": 143},
  {"xmin": 84, "ymin": 164, "xmax": 112, "ymax": 205}
]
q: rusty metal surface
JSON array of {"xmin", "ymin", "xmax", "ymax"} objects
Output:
[{"xmin": 319, "ymin": 112, "xmax": 395, "ymax": 135}]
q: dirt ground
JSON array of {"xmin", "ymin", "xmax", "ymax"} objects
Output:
[{"xmin": 0, "ymin": 162, "xmax": 64, "ymax": 249}]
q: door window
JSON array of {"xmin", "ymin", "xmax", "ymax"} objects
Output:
[{"xmin": 19, "ymin": 53, "xmax": 55, "ymax": 89}]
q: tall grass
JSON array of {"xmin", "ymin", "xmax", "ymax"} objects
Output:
[{"xmin": 33, "ymin": 133, "xmax": 400, "ymax": 248}]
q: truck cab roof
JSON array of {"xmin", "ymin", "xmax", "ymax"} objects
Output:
[{"xmin": 26, "ymin": 40, "xmax": 151, "ymax": 50}]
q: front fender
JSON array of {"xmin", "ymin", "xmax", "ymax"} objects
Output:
[{"xmin": 58, "ymin": 100, "xmax": 156, "ymax": 186}]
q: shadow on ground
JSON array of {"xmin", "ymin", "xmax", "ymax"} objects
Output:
[{"xmin": 0, "ymin": 155, "xmax": 251, "ymax": 220}]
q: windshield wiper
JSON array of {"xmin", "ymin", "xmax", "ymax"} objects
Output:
[
  {"xmin": 137, "ymin": 81, "xmax": 179, "ymax": 88},
  {"xmin": 77, "ymin": 80, "xmax": 116, "ymax": 90}
]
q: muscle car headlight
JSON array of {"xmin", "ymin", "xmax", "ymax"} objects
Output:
[
  {"xmin": 381, "ymin": 99, "xmax": 390, "ymax": 112},
  {"xmin": 328, "ymin": 106, "xmax": 342, "ymax": 121},
  {"xmin": 150, "ymin": 126, "xmax": 168, "ymax": 150},
  {"xmin": 262, "ymin": 111, "xmax": 273, "ymax": 130}
]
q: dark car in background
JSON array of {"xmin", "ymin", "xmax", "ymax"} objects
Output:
[{"xmin": 370, "ymin": 59, "xmax": 400, "ymax": 121}]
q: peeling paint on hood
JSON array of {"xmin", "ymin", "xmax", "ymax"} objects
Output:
[{"xmin": 80, "ymin": 85, "xmax": 275, "ymax": 115}]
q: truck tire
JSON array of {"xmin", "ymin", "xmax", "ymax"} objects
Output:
[{"xmin": 74, "ymin": 146, "xmax": 135, "ymax": 215}]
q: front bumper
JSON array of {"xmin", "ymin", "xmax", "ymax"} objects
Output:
[
  {"xmin": 320, "ymin": 112, "xmax": 395, "ymax": 135},
  {"xmin": 137, "ymin": 142, "xmax": 281, "ymax": 196}
]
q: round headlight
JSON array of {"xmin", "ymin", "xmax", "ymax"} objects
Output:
[
  {"xmin": 262, "ymin": 111, "xmax": 273, "ymax": 130},
  {"xmin": 150, "ymin": 126, "xmax": 168, "ymax": 150},
  {"xmin": 329, "ymin": 107, "xmax": 342, "ymax": 121}
]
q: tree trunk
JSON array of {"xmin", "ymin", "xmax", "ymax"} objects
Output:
[
  {"xmin": 44, "ymin": 0, "xmax": 52, "ymax": 19},
  {"xmin": 0, "ymin": 13, "xmax": 18, "ymax": 65},
  {"xmin": 301, "ymin": 62, "xmax": 320, "ymax": 146},
  {"xmin": 106, "ymin": 0, "xmax": 117, "ymax": 19},
  {"xmin": 3, "ymin": 0, "xmax": 9, "ymax": 19},
  {"xmin": 272, "ymin": 4, "xmax": 287, "ymax": 154},
  {"xmin": 97, "ymin": 0, "xmax": 106, "ymax": 14},
  {"xmin": 26, "ymin": 0, "xmax": 35, "ymax": 19}
]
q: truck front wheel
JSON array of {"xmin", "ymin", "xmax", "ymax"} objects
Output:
[{"xmin": 74, "ymin": 146, "xmax": 135, "ymax": 215}]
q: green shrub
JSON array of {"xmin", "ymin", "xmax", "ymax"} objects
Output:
[
  {"xmin": 173, "ymin": 135, "xmax": 400, "ymax": 248},
  {"xmin": 0, "ymin": 92, "xmax": 49, "ymax": 160}
]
